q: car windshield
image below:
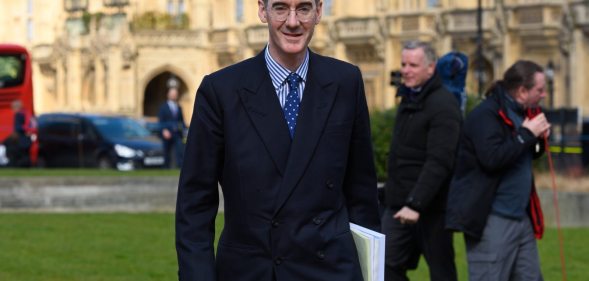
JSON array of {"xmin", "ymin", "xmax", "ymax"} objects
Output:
[{"xmin": 89, "ymin": 116, "xmax": 151, "ymax": 140}]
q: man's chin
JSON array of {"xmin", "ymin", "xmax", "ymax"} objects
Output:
[{"xmin": 282, "ymin": 44, "xmax": 306, "ymax": 55}]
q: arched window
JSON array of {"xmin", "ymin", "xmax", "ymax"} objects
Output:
[
  {"xmin": 178, "ymin": 0, "xmax": 185, "ymax": 14},
  {"xmin": 167, "ymin": 0, "xmax": 174, "ymax": 15},
  {"xmin": 323, "ymin": 0, "xmax": 333, "ymax": 16},
  {"xmin": 427, "ymin": 0, "xmax": 440, "ymax": 8},
  {"xmin": 236, "ymin": 0, "xmax": 244, "ymax": 23}
]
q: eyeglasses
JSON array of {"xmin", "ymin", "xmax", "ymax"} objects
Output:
[{"xmin": 268, "ymin": 5, "xmax": 315, "ymax": 23}]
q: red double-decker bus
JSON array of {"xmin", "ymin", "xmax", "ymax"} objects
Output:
[{"xmin": 0, "ymin": 43, "xmax": 37, "ymax": 166}]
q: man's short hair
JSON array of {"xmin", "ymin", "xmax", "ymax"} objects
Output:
[
  {"xmin": 263, "ymin": 0, "xmax": 320, "ymax": 5},
  {"xmin": 403, "ymin": 41, "xmax": 437, "ymax": 65}
]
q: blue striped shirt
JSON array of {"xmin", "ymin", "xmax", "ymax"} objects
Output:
[{"xmin": 264, "ymin": 46, "xmax": 309, "ymax": 108}]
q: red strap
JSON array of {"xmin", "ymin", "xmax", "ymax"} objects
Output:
[
  {"xmin": 526, "ymin": 106, "xmax": 542, "ymax": 118},
  {"xmin": 543, "ymin": 134, "xmax": 568, "ymax": 281},
  {"xmin": 498, "ymin": 109, "xmax": 514, "ymax": 128},
  {"xmin": 529, "ymin": 185, "xmax": 544, "ymax": 239}
]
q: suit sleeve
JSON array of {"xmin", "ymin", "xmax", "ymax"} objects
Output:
[
  {"xmin": 157, "ymin": 105, "xmax": 171, "ymax": 133},
  {"xmin": 176, "ymin": 75, "xmax": 223, "ymax": 281},
  {"xmin": 407, "ymin": 95, "xmax": 461, "ymax": 212},
  {"xmin": 342, "ymin": 67, "xmax": 381, "ymax": 232},
  {"xmin": 179, "ymin": 106, "xmax": 187, "ymax": 131}
]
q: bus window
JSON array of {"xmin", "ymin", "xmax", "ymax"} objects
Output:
[{"xmin": 0, "ymin": 54, "xmax": 25, "ymax": 88}]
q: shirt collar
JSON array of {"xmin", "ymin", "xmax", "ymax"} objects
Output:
[{"xmin": 264, "ymin": 45, "xmax": 309, "ymax": 90}]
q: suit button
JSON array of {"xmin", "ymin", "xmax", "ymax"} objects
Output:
[
  {"xmin": 326, "ymin": 180, "xmax": 334, "ymax": 189},
  {"xmin": 312, "ymin": 217, "xmax": 323, "ymax": 225},
  {"xmin": 271, "ymin": 220, "xmax": 280, "ymax": 228},
  {"xmin": 316, "ymin": 251, "xmax": 325, "ymax": 260},
  {"xmin": 275, "ymin": 257, "xmax": 283, "ymax": 265}
]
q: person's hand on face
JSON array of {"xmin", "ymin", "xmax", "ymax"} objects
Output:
[{"xmin": 522, "ymin": 113, "xmax": 551, "ymax": 138}]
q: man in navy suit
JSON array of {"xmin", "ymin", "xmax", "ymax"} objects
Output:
[
  {"xmin": 175, "ymin": 0, "xmax": 381, "ymax": 280},
  {"xmin": 158, "ymin": 87, "xmax": 186, "ymax": 168}
]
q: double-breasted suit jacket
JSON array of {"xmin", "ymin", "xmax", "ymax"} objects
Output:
[
  {"xmin": 176, "ymin": 49, "xmax": 381, "ymax": 281},
  {"xmin": 158, "ymin": 101, "xmax": 186, "ymax": 138}
]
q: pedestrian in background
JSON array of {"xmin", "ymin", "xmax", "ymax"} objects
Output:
[
  {"xmin": 446, "ymin": 60, "xmax": 550, "ymax": 281},
  {"xmin": 381, "ymin": 41, "xmax": 461, "ymax": 281},
  {"xmin": 6, "ymin": 99, "xmax": 35, "ymax": 167},
  {"xmin": 436, "ymin": 51, "xmax": 468, "ymax": 114},
  {"xmin": 175, "ymin": 0, "xmax": 381, "ymax": 280},
  {"xmin": 158, "ymin": 87, "xmax": 186, "ymax": 169}
]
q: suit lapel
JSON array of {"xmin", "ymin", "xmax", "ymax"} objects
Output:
[
  {"xmin": 238, "ymin": 52, "xmax": 291, "ymax": 176},
  {"xmin": 274, "ymin": 52, "xmax": 338, "ymax": 214}
]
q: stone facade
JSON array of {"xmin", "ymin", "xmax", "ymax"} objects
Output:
[{"xmin": 1, "ymin": 0, "xmax": 588, "ymax": 121}]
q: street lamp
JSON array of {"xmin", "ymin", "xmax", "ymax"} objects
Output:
[{"xmin": 545, "ymin": 60, "xmax": 554, "ymax": 109}]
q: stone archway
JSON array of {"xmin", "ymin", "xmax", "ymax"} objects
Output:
[{"xmin": 143, "ymin": 71, "xmax": 189, "ymax": 117}]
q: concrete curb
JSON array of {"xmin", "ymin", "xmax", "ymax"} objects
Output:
[
  {"xmin": 0, "ymin": 177, "xmax": 586, "ymax": 227},
  {"xmin": 0, "ymin": 177, "xmax": 181, "ymax": 212}
]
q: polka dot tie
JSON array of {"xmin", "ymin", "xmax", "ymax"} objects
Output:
[{"xmin": 284, "ymin": 72, "xmax": 302, "ymax": 139}]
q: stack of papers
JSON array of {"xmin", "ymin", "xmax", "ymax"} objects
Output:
[{"xmin": 350, "ymin": 223, "xmax": 386, "ymax": 281}]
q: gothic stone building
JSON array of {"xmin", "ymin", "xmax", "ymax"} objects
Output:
[{"xmin": 1, "ymin": 0, "xmax": 588, "ymax": 122}]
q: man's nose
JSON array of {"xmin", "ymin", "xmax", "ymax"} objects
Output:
[{"xmin": 285, "ymin": 10, "xmax": 300, "ymax": 26}]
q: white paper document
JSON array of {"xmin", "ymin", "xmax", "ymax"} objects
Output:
[{"xmin": 350, "ymin": 222, "xmax": 386, "ymax": 281}]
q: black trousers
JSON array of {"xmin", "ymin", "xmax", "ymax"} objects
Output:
[
  {"xmin": 162, "ymin": 135, "xmax": 185, "ymax": 168},
  {"xmin": 381, "ymin": 207, "xmax": 457, "ymax": 281}
]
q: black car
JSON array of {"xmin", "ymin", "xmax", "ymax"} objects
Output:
[{"xmin": 37, "ymin": 113, "xmax": 165, "ymax": 170}]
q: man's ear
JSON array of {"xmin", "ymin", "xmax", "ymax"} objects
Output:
[
  {"xmin": 314, "ymin": 1, "xmax": 323, "ymax": 24},
  {"xmin": 427, "ymin": 62, "xmax": 436, "ymax": 76},
  {"xmin": 258, "ymin": 0, "xmax": 268, "ymax": 23},
  {"xmin": 515, "ymin": 85, "xmax": 528, "ymax": 104}
]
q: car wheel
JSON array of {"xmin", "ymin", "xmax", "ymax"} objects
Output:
[{"xmin": 98, "ymin": 156, "xmax": 113, "ymax": 169}]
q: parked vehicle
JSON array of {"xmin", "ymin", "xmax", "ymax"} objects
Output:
[
  {"xmin": 137, "ymin": 117, "xmax": 162, "ymax": 137},
  {"xmin": 0, "ymin": 44, "xmax": 38, "ymax": 166},
  {"xmin": 36, "ymin": 113, "xmax": 165, "ymax": 170}
]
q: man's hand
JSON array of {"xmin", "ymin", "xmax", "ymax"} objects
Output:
[
  {"xmin": 522, "ymin": 113, "xmax": 551, "ymax": 138},
  {"xmin": 393, "ymin": 206, "xmax": 420, "ymax": 224},
  {"xmin": 162, "ymin": 128, "xmax": 172, "ymax": 140}
]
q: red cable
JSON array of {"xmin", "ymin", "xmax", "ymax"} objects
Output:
[{"xmin": 543, "ymin": 135, "xmax": 567, "ymax": 281}]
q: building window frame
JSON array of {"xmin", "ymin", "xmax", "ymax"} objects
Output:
[
  {"xmin": 236, "ymin": 0, "xmax": 244, "ymax": 23},
  {"xmin": 323, "ymin": 0, "xmax": 333, "ymax": 16}
]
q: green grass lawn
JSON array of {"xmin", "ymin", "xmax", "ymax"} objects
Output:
[{"xmin": 0, "ymin": 213, "xmax": 585, "ymax": 281}]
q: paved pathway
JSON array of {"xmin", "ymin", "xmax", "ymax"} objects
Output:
[{"xmin": 0, "ymin": 177, "xmax": 586, "ymax": 227}]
